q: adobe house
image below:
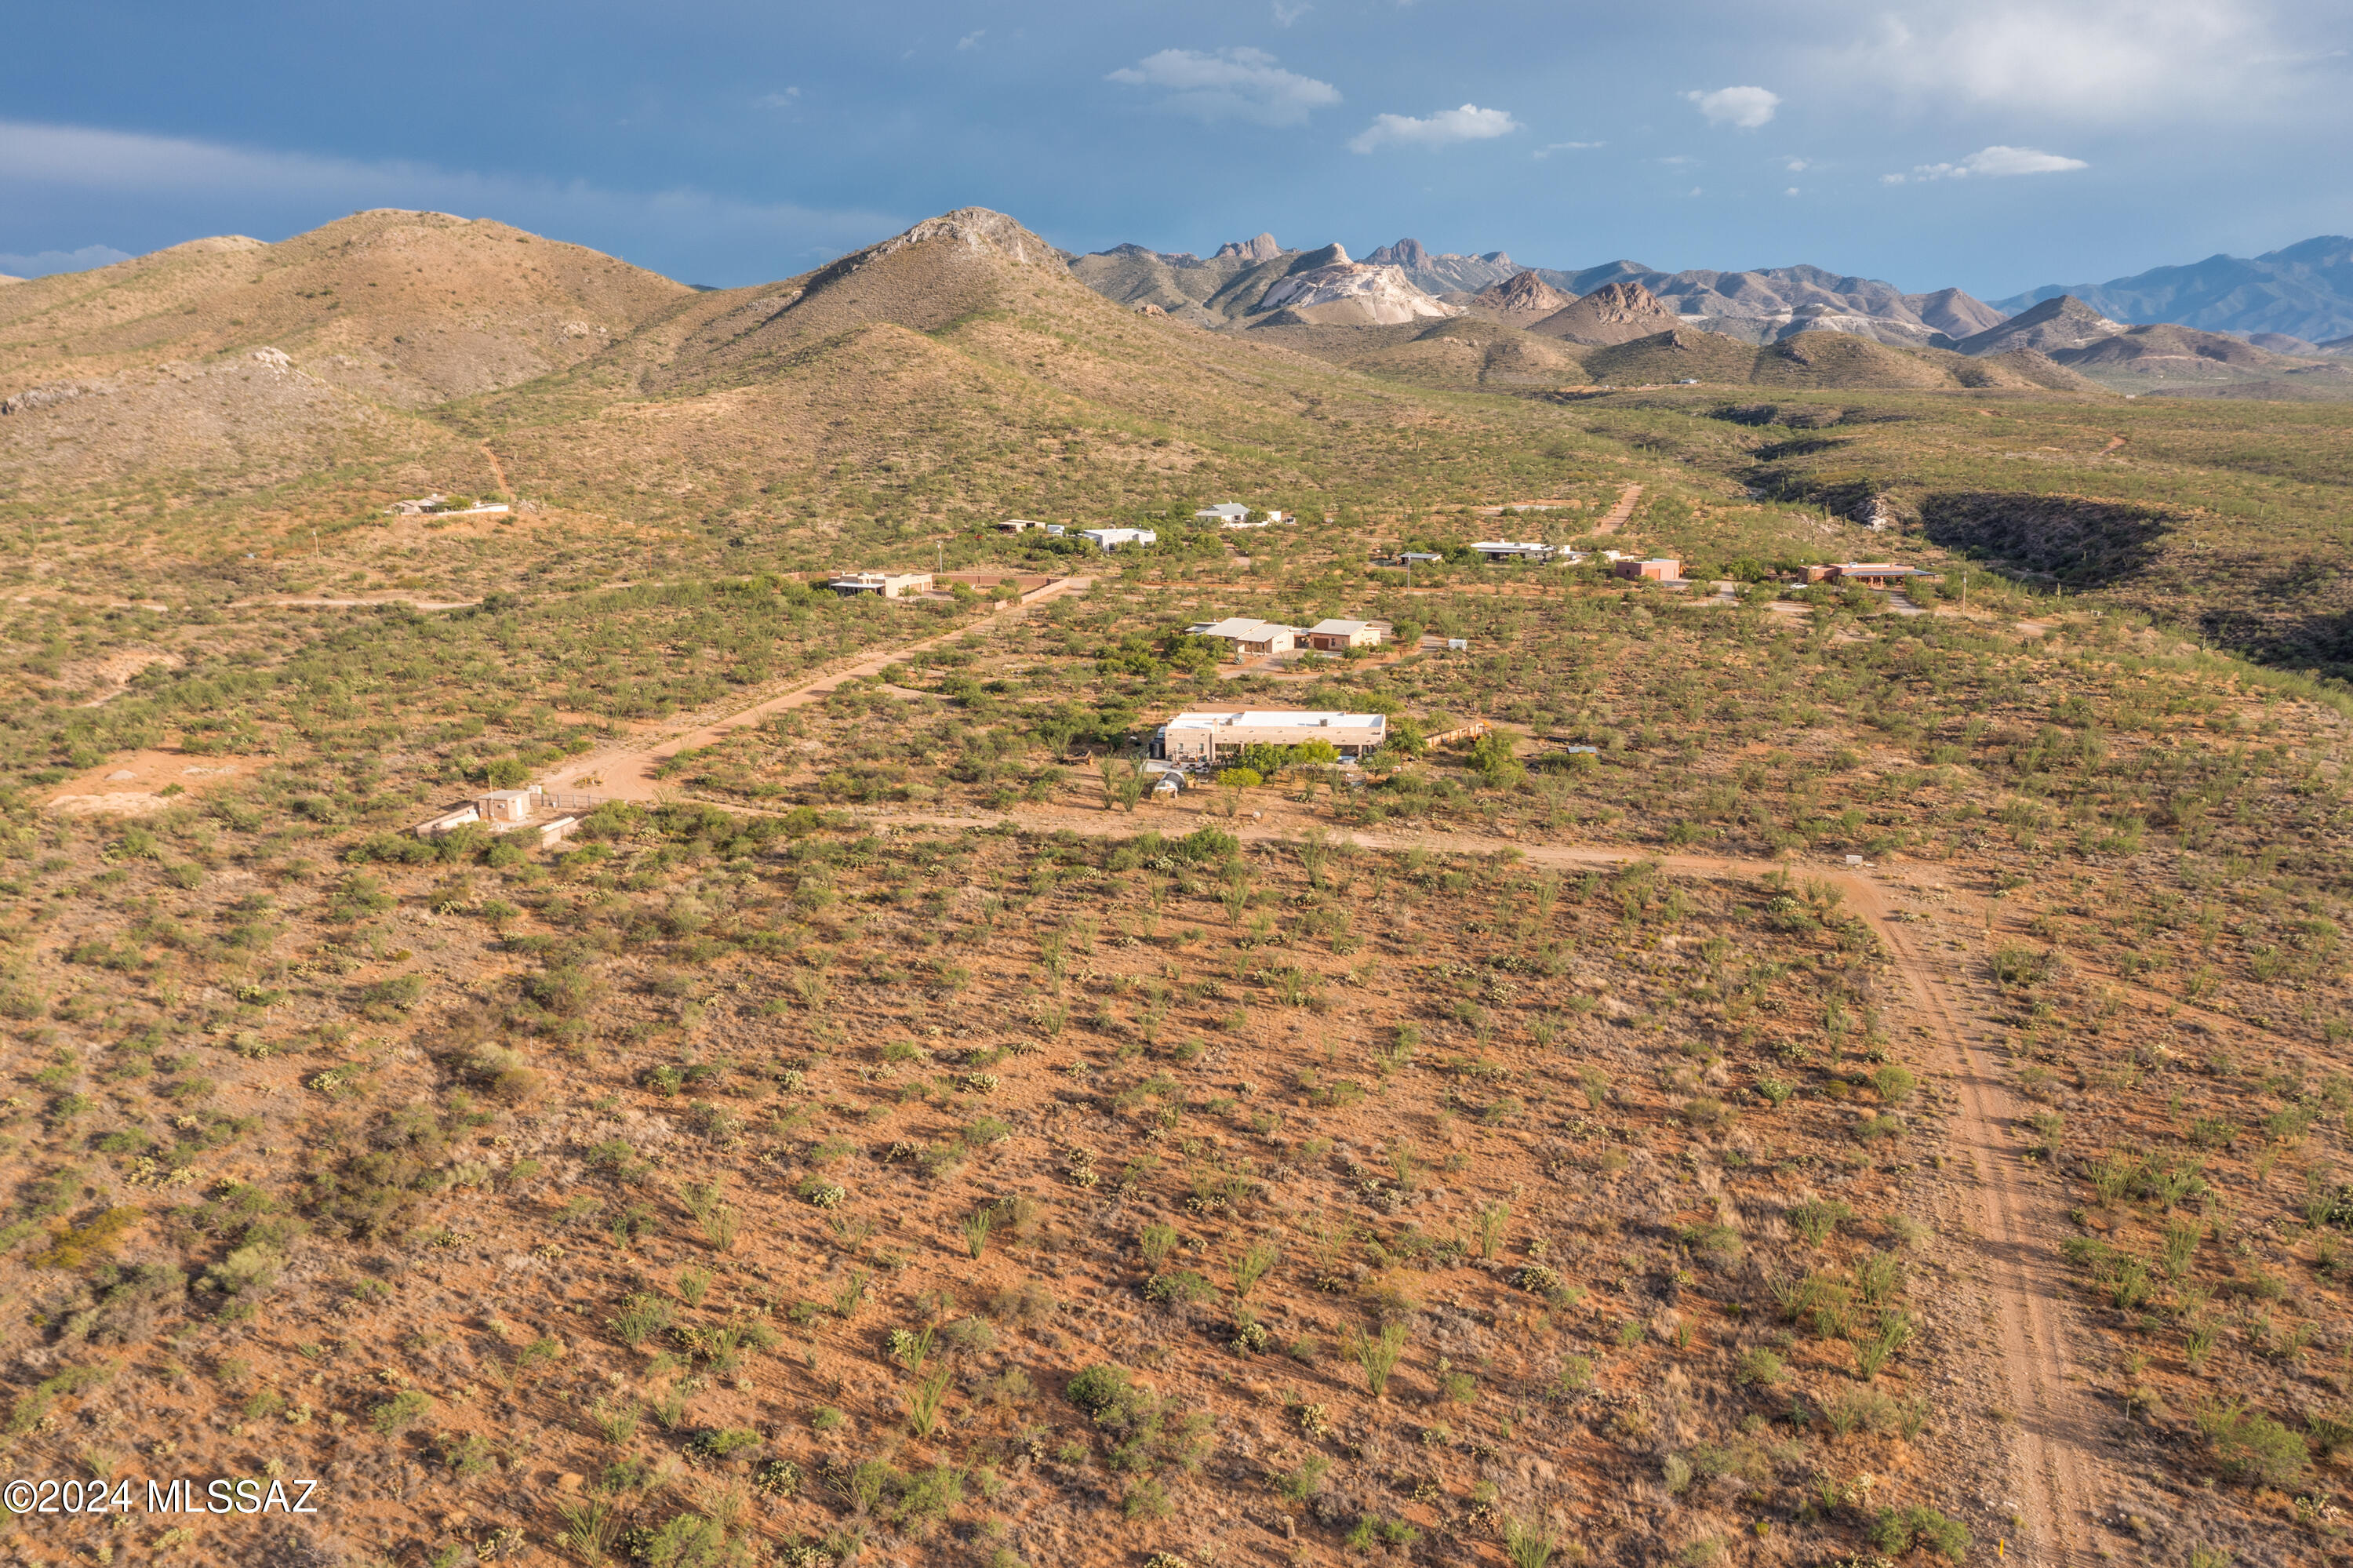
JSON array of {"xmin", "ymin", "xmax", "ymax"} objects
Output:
[
  {"xmin": 1157, "ymin": 710, "xmax": 1388, "ymax": 766},
  {"xmin": 1612, "ymin": 558, "xmax": 1682, "ymax": 582},
  {"xmin": 1304, "ymin": 618, "xmax": 1382, "ymax": 651},
  {"xmin": 1191, "ymin": 617, "xmax": 1300, "ymax": 659}
]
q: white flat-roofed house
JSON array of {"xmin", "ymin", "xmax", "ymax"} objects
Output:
[
  {"xmin": 1078, "ymin": 527, "xmax": 1156, "ymax": 551},
  {"xmin": 1304, "ymin": 618, "xmax": 1381, "ymax": 651},
  {"xmin": 1469, "ymin": 540, "xmax": 1552, "ymax": 562},
  {"xmin": 1193, "ymin": 617, "xmax": 1300, "ymax": 659},
  {"xmin": 995, "ymin": 518, "xmax": 1044, "ymax": 533},
  {"xmin": 1159, "ymin": 710, "xmax": 1389, "ymax": 766},
  {"xmin": 827, "ymin": 570, "xmax": 933, "ymax": 598}
]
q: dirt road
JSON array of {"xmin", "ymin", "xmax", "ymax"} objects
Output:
[
  {"xmin": 543, "ymin": 575, "xmax": 1093, "ymax": 801},
  {"xmin": 1591, "ymin": 482, "xmax": 1643, "ymax": 536}
]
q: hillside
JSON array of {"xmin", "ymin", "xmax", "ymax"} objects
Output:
[
  {"xmin": 1526, "ymin": 282, "xmax": 1681, "ymax": 347},
  {"xmin": 1996, "ymin": 234, "xmax": 2353, "ymax": 343},
  {"xmin": 0, "ymin": 209, "xmax": 690, "ymax": 408},
  {"xmin": 1249, "ymin": 315, "xmax": 1587, "ymax": 390},
  {"xmin": 1951, "ymin": 296, "xmax": 2128, "ymax": 356},
  {"xmin": 1464, "ymin": 271, "xmax": 1573, "ymax": 323}
]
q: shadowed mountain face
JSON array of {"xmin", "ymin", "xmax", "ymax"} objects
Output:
[{"xmin": 1995, "ymin": 235, "xmax": 2353, "ymax": 343}]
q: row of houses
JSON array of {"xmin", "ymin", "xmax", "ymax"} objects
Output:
[
  {"xmin": 1186, "ymin": 616, "xmax": 1386, "ymax": 660},
  {"xmin": 1392, "ymin": 544, "xmax": 1932, "ymax": 591}
]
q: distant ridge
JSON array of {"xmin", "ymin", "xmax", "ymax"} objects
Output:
[{"xmin": 1994, "ymin": 236, "xmax": 2353, "ymax": 344}]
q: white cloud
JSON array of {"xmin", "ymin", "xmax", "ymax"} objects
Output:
[
  {"xmin": 1348, "ymin": 104, "xmax": 1521, "ymax": 153},
  {"xmin": 1785, "ymin": 158, "xmax": 1809, "ymax": 171},
  {"xmin": 957, "ymin": 31, "xmax": 983, "ymax": 51},
  {"xmin": 0, "ymin": 119, "xmax": 898, "ymax": 283},
  {"xmin": 0, "ymin": 242, "xmax": 133, "ymax": 278},
  {"xmin": 1107, "ymin": 47, "xmax": 1340, "ymax": 126},
  {"xmin": 1885, "ymin": 145, "xmax": 2090, "ymax": 182},
  {"xmin": 1786, "ymin": 187, "xmax": 1801, "ymax": 195},
  {"xmin": 1533, "ymin": 140, "xmax": 1605, "ymax": 158},
  {"xmin": 758, "ymin": 88, "xmax": 801, "ymax": 108},
  {"xmin": 1834, "ymin": 1, "xmax": 2311, "ymax": 123},
  {"xmin": 1684, "ymin": 85, "xmax": 1780, "ymax": 129},
  {"xmin": 1271, "ymin": 2, "xmax": 1312, "ymax": 24}
]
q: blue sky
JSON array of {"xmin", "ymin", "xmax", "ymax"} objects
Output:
[{"xmin": 4, "ymin": 0, "xmax": 2349, "ymax": 298}]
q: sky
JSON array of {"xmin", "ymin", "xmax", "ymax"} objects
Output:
[{"xmin": 3, "ymin": 0, "xmax": 2350, "ymax": 300}]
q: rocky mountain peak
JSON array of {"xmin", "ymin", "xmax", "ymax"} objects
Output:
[
  {"xmin": 1472, "ymin": 271, "xmax": 1573, "ymax": 317},
  {"xmin": 1214, "ymin": 233, "xmax": 1282, "ymax": 262}
]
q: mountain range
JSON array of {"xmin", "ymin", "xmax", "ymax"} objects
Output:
[{"xmin": 1075, "ymin": 232, "xmax": 2353, "ymax": 351}]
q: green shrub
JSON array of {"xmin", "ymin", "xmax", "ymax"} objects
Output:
[
  {"xmin": 1871, "ymin": 1505, "xmax": 1970, "ymax": 1562},
  {"xmin": 371, "ymin": 1389, "xmax": 431, "ymax": 1435},
  {"xmin": 2195, "ymin": 1399, "xmax": 2311, "ymax": 1487}
]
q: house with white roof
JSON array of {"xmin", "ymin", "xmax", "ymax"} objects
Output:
[
  {"xmin": 1469, "ymin": 540, "xmax": 1552, "ymax": 563},
  {"xmin": 1194, "ymin": 503, "xmax": 1253, "ymax": 527},
  {"xmin": 1078, "ymin": 527, "xmax": 1156, "ymax": 551},
  {"xmin": 1158, "ymin": 710, "xmax": 1389, "ymax": 765},
  {"xmin": 1304, "ymin": 618, "xmax": 1381, "ymax": 651}
]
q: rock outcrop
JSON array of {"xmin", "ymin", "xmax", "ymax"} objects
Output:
[
  {"xmin": 1527, "ymin": 281, "xmax": 1682, "ymax": 345},
  {"xmin": 1214, "ymin": 233, "xmax": 1282, "ymax": 263},
  {"xmin": 1471, "ymin": 271, "xmax": 1573, "ymax": 319},
  {"xmin": 1254, "ymin": 254, "xmax": 1458, "ymax": 326}
]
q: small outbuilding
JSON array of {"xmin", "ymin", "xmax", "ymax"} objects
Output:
[{"xmin": 1078, "ymin": 527, "xmax": 1157, "ymax": 551}]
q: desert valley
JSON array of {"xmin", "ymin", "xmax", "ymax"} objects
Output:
[{"xmin": 0, "ymin": 202, "xmax": 2347, "ymax": 1568}]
